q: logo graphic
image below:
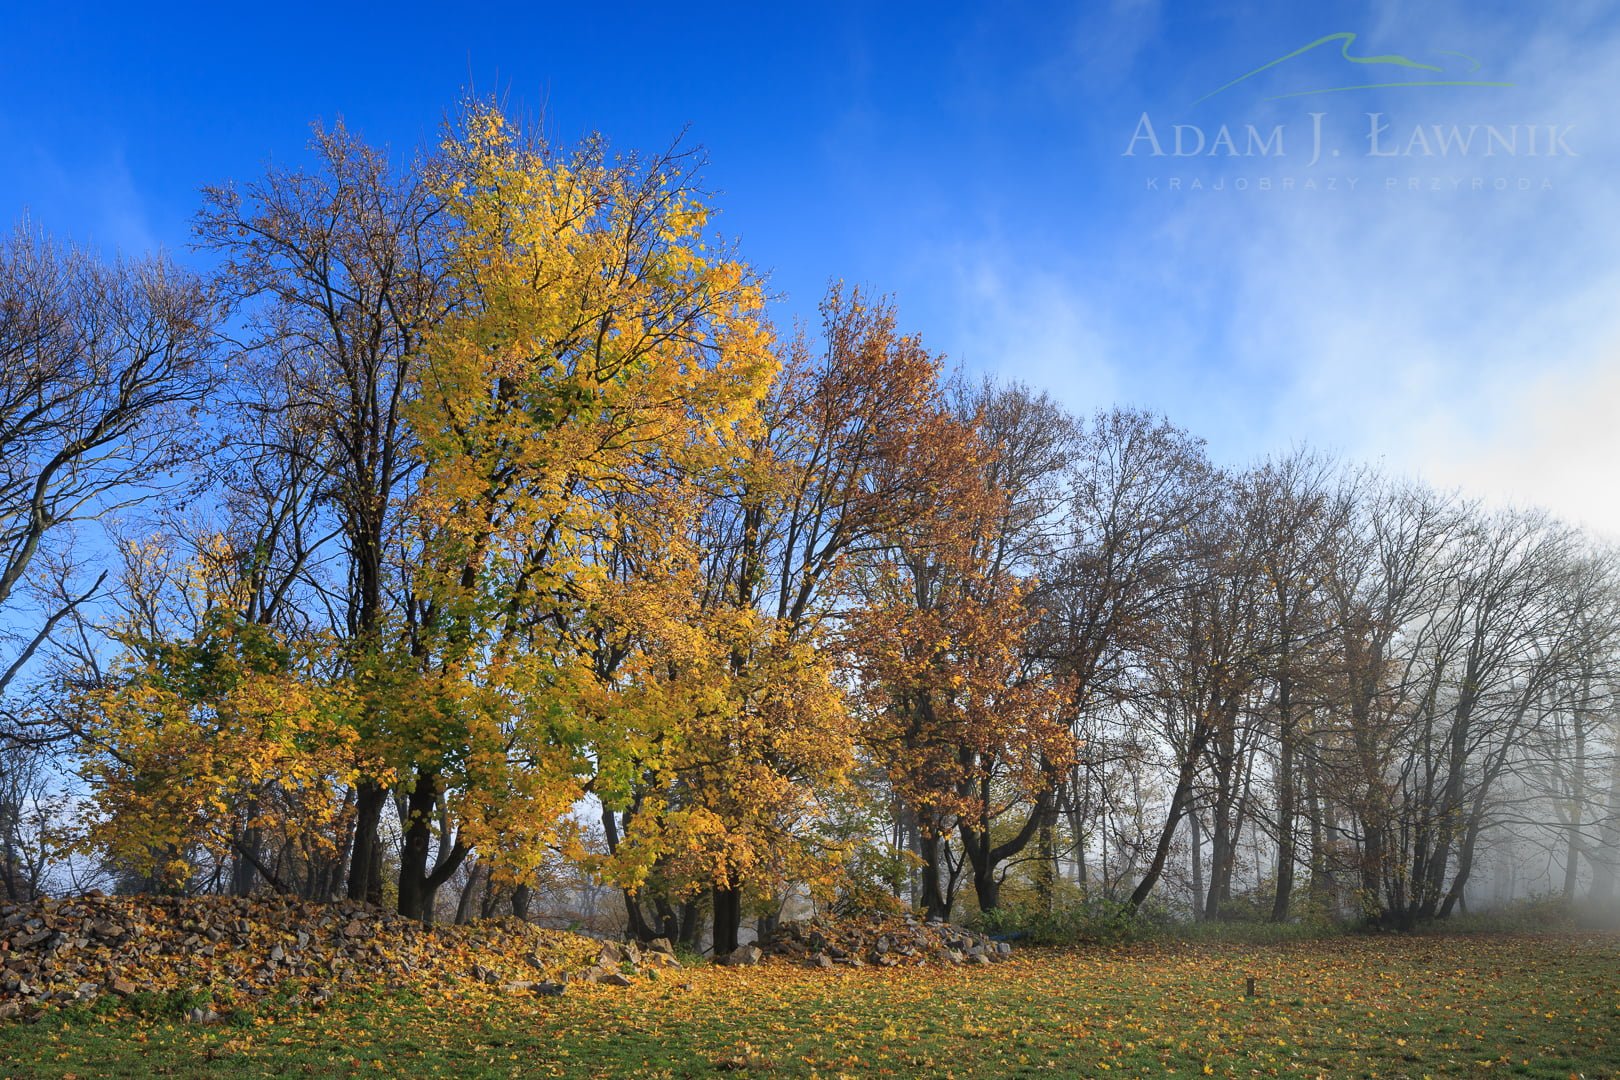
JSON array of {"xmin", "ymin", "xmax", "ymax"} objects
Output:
[{"xmin": 1196, "ymin": 31, "xmax": 1513, "ymax": 104}]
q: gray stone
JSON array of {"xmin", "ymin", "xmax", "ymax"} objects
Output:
[{"xmin": 724, "ymin": 944, "xmax": 763, "ymax": 967}]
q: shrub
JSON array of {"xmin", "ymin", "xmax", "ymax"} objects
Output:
[
  {"xmin": 1404, "ymin": 894, "xmax": 1577, "ymax": 936},
  {"xmin": 972, "ymin": 896, "xmax": 1170, "ymax": 946}
]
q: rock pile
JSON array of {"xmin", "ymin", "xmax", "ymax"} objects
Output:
[
  {"xmin": 0, "ymin": 893, "xmax": 678, "ymax": 1020},
  {"xmin": 762, "ymin": 913, "xmax": 1013, "ymax": 968},
  {"xmin": 567, "ymin": 936, "xmax": 682, "ymax": 987}
]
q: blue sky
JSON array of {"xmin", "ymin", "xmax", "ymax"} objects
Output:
[{"xmin": 4, "ymin": 1, "xmax": 1618, "ymax": 532}]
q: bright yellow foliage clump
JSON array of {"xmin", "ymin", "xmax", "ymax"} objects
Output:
[
  {"xmin": 76, "ymin": 538, "xmax": 359, "ymax": 890},
  {"xmin": 396, "ymin": 102, "xmax": 785, "ymax": 888}
]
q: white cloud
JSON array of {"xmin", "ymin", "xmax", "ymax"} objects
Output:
[
  {"xmin": 1411, "ymin": 346, "xmax": 1620, "ymax": 539},
  {"xmin": 937, "ymin": 250, "xmax": 1122, "ymax": 410},
  {"xmin": 932, "ymin": 7, "xmax": 1620, "ymax": 540}
]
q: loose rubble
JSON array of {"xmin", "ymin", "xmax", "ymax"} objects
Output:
[
  {"xmin": 0, "ymin": 894, "xmax": 680, "ymax": 1021},
  {"xmin": 0, "ymin": 895, "xmax": 1013, "ymax": 1020},
  {"xmin": 761, "ymin": 913, "xmax": 1014, "ymax": 968}
]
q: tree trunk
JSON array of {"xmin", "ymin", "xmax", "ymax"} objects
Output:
[
  {"xmin": 1591, "ymin": 713, "xmax": 1620, "ymax": 905},
  {"xmin": 1564, "ymin": 719, "xmax": 1587, "ymax": 900},
  {"xmin": 1034, "ymin": 810, "xmax": 1056, "ymax": 913},
  {"xmin": 1065, "ymin": 787, "xmax": 1089, "ymax": 892},
  {"xmin": 972, "ymin": 865, "xmax": 1001, "ymax": 913},
  {"xmin": 677, "ymin": 900, "xmax": 703, "ymax": 948},
  {"xmin": 480, "ymin": 879, "xmax": 505, "ymax": 920},
  {"xmin": 958, "ymin": 784, "xmax": 1052, "ymax": 915},
  {"xmin": 1205, "ymin": 768, "xmax": 1236, "ymax": 919},
  {"xmin": 397, "ymin": 770, "xmax": 469, "ymax": 922},
  {"xmin": 1304, "ymin": 744, "xmax": 1328, "ymax": 910},
  {"xmin": 1129, "ymin": 744, "xmax": 1202, "ymax": 911},
  {"xmin": 232, "ymin": 817, "xmax": 261, "ymax": 898},
  {"xmin": 397, "ymin": 777, "xmax": 436, "ymax": 921},
  {"xmin": 918, "ymin": 831, "xmax": 951, "ymax": 920},
  {"xmin": 712, "ymin": 886, "xmax": 742, "ymax": 957},
  {"xmin": 455, "ymin": 863, "xmax": 483, "ymax": 925},
  {"xmin": 1360, "ymin": 818, "xmax": 1386, "ymax": 918},
  {"xmin": 1438, "ymin": 815, "xmax": 1484, "ymax": 918},
  {"xmin": 1272, "ymin": 699, "xmax": 1298, "ymax": 922},
  {"xmin": 1419, "ymin": 687, "xmax": 1477, "ymax": 921},
  {"xmin": 622, "ymin": 889, "xmax": 660, "ymax": 941},
  {"xmin": 1203, "ymin": 715, "xmax": 1248, "ymax": 920},
  {"xmin": 366, "ymin": 839, "xmax": 383, "ymax": 907},
  {"xmin": 347, "ymin": 781, "xmax": 387, "ymax": 904},
  {"xmin": 1564, "ymin": 816, "xmax": 1584, "ymax": 900},
  {"xmin": 1190, "ymin": 809, "xmax": 1205, "ymax": 920}
]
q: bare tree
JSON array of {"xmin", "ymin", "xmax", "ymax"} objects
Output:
[
  {"xmin": 1234, "ymin": 451, "xmax": 1353, "ymax": 921},
  {"xmin": 0, "ymin": 738, "xmax": 63, "ymax": 901},
  {"xmin": 1033, "ymin": 409, "xmax": 1218, "ymax": 908},
  {"xmin": 1128, "ymin": 481, "xmax": 1270, "ymax": 912},
  {"xmin": 195, "ymin": 124, "xmax": 451, "ymax": 905},
  {"xmin": 0, "ymin": 224, "xmax": 216, "ymax": 703}
]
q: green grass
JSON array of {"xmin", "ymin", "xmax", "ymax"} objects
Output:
[{"xmin": 3, "ymin": 932, "xmax": 1616, "ymax": 1078}]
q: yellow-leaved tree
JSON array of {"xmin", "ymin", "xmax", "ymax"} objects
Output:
[
  {"xmin": 596, "ymin": 286, "xmax": 981, "ymax": 952},
  {"xmin": 389, "ymin": 103, "xmax": 778, "ymax": 921},
  {"xmin": 75, "ymin": 535, "xmax": 358, "ymax": 894}
]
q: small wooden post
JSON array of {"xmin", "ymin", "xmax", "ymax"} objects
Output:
[{"xmin": 1245, "ymin": 976, "xmax": 1256, "ymax": 998}]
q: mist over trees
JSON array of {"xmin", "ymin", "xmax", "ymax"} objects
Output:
[{"xmin": 3, "ymin": 104, "xmax": 1618, "ymax": 945}]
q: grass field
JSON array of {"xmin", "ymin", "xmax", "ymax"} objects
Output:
[{"xmin": 3, "ymin": 932, "xmax": 1616, "ymax": 1078}]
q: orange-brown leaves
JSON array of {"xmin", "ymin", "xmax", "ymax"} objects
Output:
[
  {"xmin": 844, "ymin": 381, "xmax": 1078, "ymax": 836},
  {"xmin": 849, "ymin": 565, "xmax": 1077, "ymax": 829}
]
